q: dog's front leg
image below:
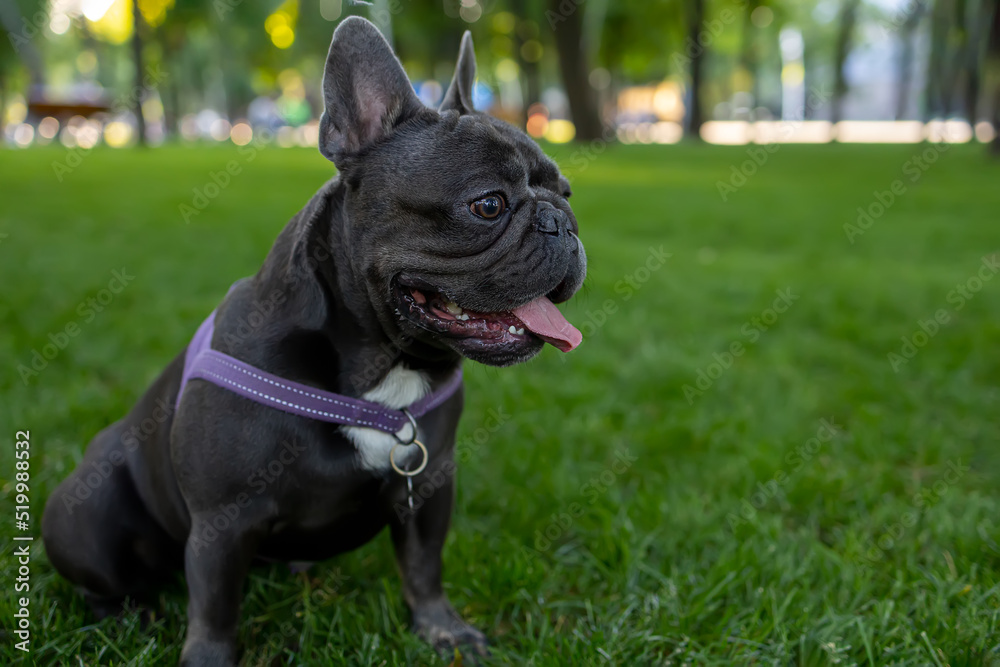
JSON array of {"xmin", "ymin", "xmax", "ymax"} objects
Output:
[
  {"xmin": 390, "ymin": 469, "xmax": 489, "ymax": 657},
  {"xmin": 179, "ymin": 514, "xmax": 263, "ymax": 667}
]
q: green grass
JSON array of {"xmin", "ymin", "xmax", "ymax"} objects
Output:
[{"xmin": 1, "ymin": 142, "xmax": 999, "ymax": 665}]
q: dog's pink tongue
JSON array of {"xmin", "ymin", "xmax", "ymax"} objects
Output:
[{"xmin": 512, "ymin": 297, "xmax": 582, "ymax": 352}]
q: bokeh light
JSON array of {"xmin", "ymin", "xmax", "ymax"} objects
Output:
[
  {"xmin": 526, "ymin": 114, "xmax": 548, "ymax": 138},
  {"xmin": 230, "ymin": 122, "xmax": 253, "ymax": 146},
  {"xmin": 13, "ymin": 123, "xmax": 34, "ymax": 148},
  {"xmin": 974, "ymin": 121, "xmax": 996, "ymax": 143},
  {"xmin": 320, "ymin": 0, "xmax": 342, "ymax": 21},
  {"xmin": 460, "ymin": 0, "xmax": 482, "ymax": 23},
  {"xmin": 544, "ymin": 119, "xmax": 575, "ymax": 143},
  {"xmin": 520, "ymin": 40, "xmax": 543, "ymax": 63},
  {"xmin": 104, "ymin": 121, "xmax": 133, "ymax": 147},
  {"xmin": 210, "ymin": 119, "xmax": 233, "ymax": 142},
  {"xmin": 38, "ymin": 117, "xmax": 61, "ymax": 141},
  {"xmin": 85, "ymin": 0, "xmax": 133, "ymax": 44},
  {"xmin": 495, "ymin": 59, "xmax": 520, "ymax": 83},
  {"xmin": 266, "ymin": 0, "xmax": 298, "ymax": 49},
  {"xmin": 751, "ymin": 6, "xmax": 774, "ymax": 28}
]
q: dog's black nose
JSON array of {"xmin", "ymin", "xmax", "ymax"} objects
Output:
[{"xmin": 535, "ymin": 201, "xmax": 566, "ymax": 236}]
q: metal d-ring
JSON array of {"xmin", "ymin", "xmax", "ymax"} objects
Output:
[
  {"xmin": 390, "ymin": 439, "xmax": 428, "ymax": 477},
  {"xmin": 389, "ymin": 408, "xmax": 427, "ymax": 477},
  {"xmin": 393, "ymin": 408, "xmax": 419, "ymax": 445}
]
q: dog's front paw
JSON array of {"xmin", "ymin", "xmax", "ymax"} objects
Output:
[
  {"xmin": 179, "ymin": 638, "xmax": 238, "ymax": 667},
  {"xmin": 412, "ymin": 599, "xmax": 489, "ymax": 659}
]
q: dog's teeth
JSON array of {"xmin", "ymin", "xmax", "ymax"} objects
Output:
[
  {"xmin": 444, "ymin": 301, "xmax": 463, "ymax": 316},
  {"xmin": 508, "ymin": 325, "xmax": 517, "ymax": 334},
  {"xmin": 516, "ymin": 327, "xmax": 525, "ymax": 335},
  {"xmin": 459, "ymin": 314, "xmax": 470, "ymax": 321}
]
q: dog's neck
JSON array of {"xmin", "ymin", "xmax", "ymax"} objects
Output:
[{"xmin": 249, "ymin": 177, "xmax": 459, "ymax": 399}]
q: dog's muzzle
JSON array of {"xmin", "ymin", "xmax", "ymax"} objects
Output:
[{"xmin": 535, "ymin": 201, "xmax": 568, "ymax": 236}]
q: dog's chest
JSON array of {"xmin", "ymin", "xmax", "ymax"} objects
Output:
[{"xmin": 342, "ymin": 365, "xmax": 429, "ymax": 471}]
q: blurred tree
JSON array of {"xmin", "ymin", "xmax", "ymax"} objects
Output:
[
  {"xmin": 895, "ymin": 0, "xmax": 925, "ymax": 120},
  {"xmin": 987, "ymin": 0, "xmax": 1000, "ymax": 153},
  {"xmin": 0, "ymin": 0, "xmax": 46, "ymax": 89},
  {"xmin": 947, "ymin": 0, "xmax": 970, "ymax": 118},
  {"xmin": 547, "ymin": 0, "xmax": 602, "ymax": 140},
  {"xmin": 512, "ymin": 0, "xmax": 541, "ymax": 120},
  {"xmin": 960, "ymin": 0, "xmax": 996, "ymax": 122},
  {"xmin": 683, "ymin": 0, "xmax": 706, "ymax": 136},
  {"xmin": 132, "ymin": 0, "xmax": 146, "ymax": 145},
  {"xmin": 738, "ymin": 0, "xmax": 762, "ymax": 111},
  {"xmin": 831, "ymin": 0, "xmax": 859, "ymax": 124},
  {"xmin": 926, "ymin": 0, "xmax": 951, "ymax": 119},
  {"xmin": 602, "ymin": 0, "xmax": 680, "ymax": 78}
]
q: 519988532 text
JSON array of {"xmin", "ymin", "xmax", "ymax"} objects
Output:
[{"xmin": 12, "ymin": 430, "xmax": 33, "ymax": 653}]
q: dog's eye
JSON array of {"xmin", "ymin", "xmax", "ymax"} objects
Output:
[{"xmin": 470, "ymin": 195, "xmax": 506, "ymax": 220}]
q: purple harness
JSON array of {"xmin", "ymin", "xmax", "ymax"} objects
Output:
[{"xmin": 176, "ymin": 311, "xmax": 462, "ymax": 435}]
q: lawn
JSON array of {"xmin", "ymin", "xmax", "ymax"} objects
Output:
[{"xmin": 1, "ymin": 141, "xmax": 999, "ymax": 665}]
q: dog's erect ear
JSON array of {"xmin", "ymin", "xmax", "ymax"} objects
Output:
[
  {"xmin": 319, "ymin": 17, "xmax": 422, "ymax": 163},
  {"xmin": 439, "ymin": 31, "xmax": 477, "ymax": 114}
]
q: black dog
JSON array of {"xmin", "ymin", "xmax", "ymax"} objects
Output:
[{"xmin": 42, "ymin": 17, "xmax": 586, "ymax": 665}]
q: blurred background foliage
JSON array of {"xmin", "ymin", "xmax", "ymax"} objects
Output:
[{"xmin": 0, "ymin": 0, "xmax": 998, "ymax": 150}]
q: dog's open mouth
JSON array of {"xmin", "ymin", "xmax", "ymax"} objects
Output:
[{"xmin": 394, "ymin": 278, "xmax": 582, "ymax": 353}]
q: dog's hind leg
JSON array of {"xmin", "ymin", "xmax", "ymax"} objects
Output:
[{"xmin": 42, "ymin": 422, "xmax": 184, "ymax": 618}]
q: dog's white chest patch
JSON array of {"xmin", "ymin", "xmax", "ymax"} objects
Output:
[{"xmin": 343, "ymin": 365, "xmax": 429, "ymax": 471}]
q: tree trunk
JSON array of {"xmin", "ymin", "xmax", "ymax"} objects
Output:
[
  {"xmin": 832, "ymin": 0, "xmax": 860, "ymax": 124},
  {"xmin": 739, "ymin": 1, "xmax": 760, "ymax": 112},
  {"xmin": 547, "ymin": 0, "xmax": 603, "ymax": 141},
  {"xmin": 684, "ymin": 0, "xmax": 706, "ymax": 137},
  {"xmin": 895, "ymin": 2, "xmax": 924, "ymax": 120},
  {"xmin": 132, "ymin": 0, "xmax": 147, "ymax": 146},
  {"xmin": 925, "ymin": 0, "xmax": 952, "ymax": 120},
  {"xmin": 513, "ymin": 0, "xmax": 540, "ymax": 123},
  {"xmin": 963, "ymin": 0, "xmax": 995, "ymax": 122},
  {"xmin": 0, "ymin": 0, "xmax": 46, "ymax": 89},
  {"xmin": 943, "ymin": 0, "xmax": 969, "ymax": 118},
  {"xmin": 987, "ymin": 0, "xmax": 1000, "ymax": 154}
]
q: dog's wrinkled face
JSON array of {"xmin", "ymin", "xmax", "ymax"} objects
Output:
[{"xmin": 319, "ymin": 18, "xmax": 586, "ymax": 366}]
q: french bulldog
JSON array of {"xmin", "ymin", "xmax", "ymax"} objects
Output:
[{"xmin": 42, "ymin": 17, "xmax": 586, "ymax": 665}]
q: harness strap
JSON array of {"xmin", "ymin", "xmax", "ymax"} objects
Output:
[{"xmin": 175, "ymin": 311, "xmax": 462, "ymax": 433}]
